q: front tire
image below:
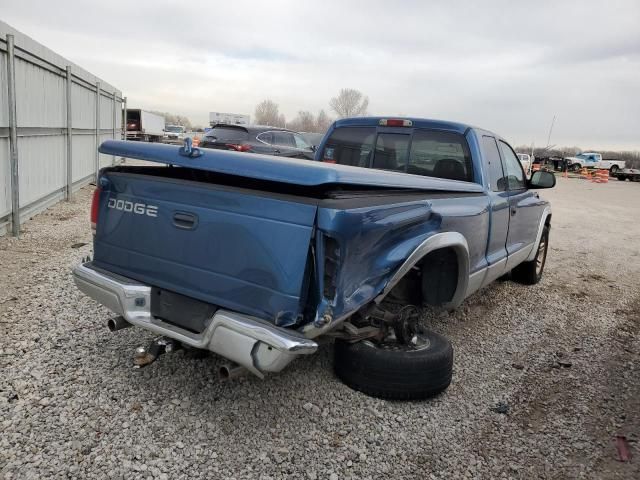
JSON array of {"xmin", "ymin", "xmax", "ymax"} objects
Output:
[
  {"xmin": 610, "ymin": 165, "xmax": 619, "ymax": 175},
  {"xmin": 512, "ymin": 225, "xmax": 549, "ymax": 285},
  {"xmin": 333, "ymin": 330, "xmax": 453, "ymax": 400}
]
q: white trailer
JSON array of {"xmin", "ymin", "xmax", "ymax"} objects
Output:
[
  {"xmin": 209, "ymin": 112, "xmax": 250, "ymax": 126},
  {"xmin": 126, "ymin": 110, "xmax": 165, "ymax": 142}
]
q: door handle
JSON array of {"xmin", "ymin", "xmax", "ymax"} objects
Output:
[
  {"xmin": 274, "ymin": 149, "xmax": 281, "ymax": 154},
  {"xmin": 173, "ymin": 212, "xmax": 198, "ymax": 230},
  {"xmin": 511, "ymin": 208, "xmax": 517, "ymax": 216}
]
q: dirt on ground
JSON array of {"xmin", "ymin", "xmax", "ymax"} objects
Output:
[{"xmin": 1, "ymin": 176, "xmax": 639, "ymax": 479}]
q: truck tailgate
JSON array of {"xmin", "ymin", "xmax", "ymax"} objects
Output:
[{"xmin": 93, "ymin": 171, "xmax": 317, "ymax": 326}]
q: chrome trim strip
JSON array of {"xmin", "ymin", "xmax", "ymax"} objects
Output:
[
  {"xmin": 506, "ymin": 244, "xmax": 534, "ymax": 271},
  {"xmin": 481, "ymin": 257, "xmax": 508, "ymax": 288},
  {"xmin": 526, "ymin": 206, "xmax": 551, "ymax": 261},
  {"xmin": 466, "ymin": 267, "xmax": 486, "ymax": 297}
]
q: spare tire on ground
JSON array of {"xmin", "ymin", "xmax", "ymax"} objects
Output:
[{"xmin": 333, "ymin": 330, "xmax": 453, "ymax": 400}]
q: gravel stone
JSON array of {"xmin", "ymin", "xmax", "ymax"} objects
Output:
[{"xmin": 1, "ymin": 180, "xmax": 639, "ymax": 479}]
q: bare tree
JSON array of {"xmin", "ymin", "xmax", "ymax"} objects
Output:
[
  {"xmin": 287, "ymin": 111, "xmax": 316, "ymax": 132},
  {"xmin": 329, "ymin": 88, "xmax": 369, "ymax": 118},
  {"xmin": 254, "ymin": 99, "xmax": 286, "ymax": 127},
  {"xmin": 315, "ymin": 109, "xmax": 332, "ymax": 133},
  {"xmin": 150, "ymin": 111, "xmax": 193, "ymax": 130}
]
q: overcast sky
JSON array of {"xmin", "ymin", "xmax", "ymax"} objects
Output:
[{"xmin": 2, "ymin": 0, "xmax": 639, "ymax": 150}]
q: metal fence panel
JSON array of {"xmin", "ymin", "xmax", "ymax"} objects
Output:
[
  {"xmin": 17, "ymin": 134, "xmax": 66, "ymax": 206},
  {"xmin": 99, "ymin": 93, "xmax": 114, "ymax": 129},
  {"xmin": 72, "ymin": 134, "xmax": 96, "ymax": 182},
  {"xmin": 0, "ymin": 49, "xmax": 9, "ymax": 220},
  {"xmin": 71, "ymin": 81, "xmax": 96, "ymax": 129},
  {"xmin": 14, "ymin": 57, "xmax": 66, "ymax": 128},
  {"xmin": 0, "ymin": 48, "xmax": 7, "ymax": 126},
  {"xmin": 0, "ymin": 20, "xmax": 123, "ymax": 236},
  {"xmin": 0, "ymin": 138, "xmax": 9, "ymax": 219}
]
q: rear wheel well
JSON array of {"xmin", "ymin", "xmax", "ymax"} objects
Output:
[{"xmin": 386, "ymin": 247, "xmax": 460, "ymax": 307}]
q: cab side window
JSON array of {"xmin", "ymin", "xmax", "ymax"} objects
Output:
[
  {"xmin": 273, "ymin": 131, "xmax": 296, "ymax": 148},
  {"xmin": 482, "ymin": 136, "xmax": 506, "ymax": 192},
  {"xmin": 498, "ymin": 141, "xmax": 526, "ymax": 190},
  {"xmin": 257, "ymin": 132, "xmax": 273, "ymax": 145}
]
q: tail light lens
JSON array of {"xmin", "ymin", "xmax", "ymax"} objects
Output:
[
  {"xmin": 90, "ymin": 187, "xmax": 101, "ymax": 233},
  {"xmin": 379, "ymin": 118, "xmax": 412, "ymax": 127},
  {"xmin": 225, "ymin": 143, "xmax": 252, "ymax": 152}
]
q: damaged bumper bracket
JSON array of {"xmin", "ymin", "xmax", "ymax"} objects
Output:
[{"xmin": 72, "ymin": 262, "xmax": 318, "ymax": 377}]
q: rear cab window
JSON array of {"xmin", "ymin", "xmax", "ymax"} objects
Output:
[
  {"xmin": 205, "ymin": 126, "xmax": 249, "ymax": 143},
  {"xmin": 320, "ymin": 127, "xmax": 473, "ymax": 182}
]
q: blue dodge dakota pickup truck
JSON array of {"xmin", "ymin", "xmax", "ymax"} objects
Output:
[{"xmin": 73, "ymin": 117, "xmax": 555, "ymax": 399}]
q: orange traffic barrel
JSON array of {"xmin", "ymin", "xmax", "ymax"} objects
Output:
[{"xmin": 597, "ymin": 169, "xmax": 609, "ymax": 183}]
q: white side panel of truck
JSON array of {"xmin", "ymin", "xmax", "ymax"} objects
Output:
[{"xmin": 140, "ymin": 111, "xmax": 165, "ymax": 138}]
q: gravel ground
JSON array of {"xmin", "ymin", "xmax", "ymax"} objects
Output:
[{"xmin": 1, "ymin": 176, "xmax": 639, "ymax": 479}]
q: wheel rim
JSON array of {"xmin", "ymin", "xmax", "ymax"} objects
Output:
[
  {"xmin": 364, "ymin": 333, "xmax": 432, "ymax": 352},
  {"xmin": 535, "ymin": 237, "xmax": 547, "ymax": 276}
]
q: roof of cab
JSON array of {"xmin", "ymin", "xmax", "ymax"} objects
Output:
[{"xmin": 333, "ymin": 116, "xmax": 472, "ymax": 134}]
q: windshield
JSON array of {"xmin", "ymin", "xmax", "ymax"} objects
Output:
[{"xmin": 165, "ymin": 126, "xmax": 184, "ymax": 133}]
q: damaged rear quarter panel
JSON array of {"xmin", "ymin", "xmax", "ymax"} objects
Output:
[{"xmin": 313, "ymin": 193, "xmax": 489, "ymax": 325}]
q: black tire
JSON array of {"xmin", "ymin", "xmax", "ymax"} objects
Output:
[
  {"xmin": 333, "ymin": 330, "xmax": 453, "ymax": 400},
  {"xmin": 617, "ymin": 175, "xmax": 627, "ymax": 181},
  {"xmin": 572, "ymin": 163, "xmax": 582, "ymax": 172},
  {"xmin": 512, "ymin": 225, "xmax": 549, "ymax": 285},
  {"xmin": 610, "ymin": 165, "xmax": 619, "ymax": 175}
]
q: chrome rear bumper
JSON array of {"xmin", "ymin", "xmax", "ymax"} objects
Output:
[{"xmin": 72, "ymin": 262, "xmax": 317, "ymax": 377}]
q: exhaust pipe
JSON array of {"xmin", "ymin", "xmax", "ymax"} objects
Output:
[
  {"xmin": 219, "ymin": 363, "xmax": 247, "ymax": 381},
  {"xmin": 107, "ymin": 316, "xmax": 132, "ymax": 332}
]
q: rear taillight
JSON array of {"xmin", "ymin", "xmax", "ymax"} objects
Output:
[
  {"xmin": 225, "ymin": 143, "xmax": 252, "ymax": 152},
  {"xmin": 90, "ymin": 187, "xmax": 101, "ymax": 233}
]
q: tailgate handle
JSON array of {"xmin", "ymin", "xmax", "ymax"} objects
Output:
[{"xmin": 173, "ymin": 212, "xmax": 198, "ymax": 230}]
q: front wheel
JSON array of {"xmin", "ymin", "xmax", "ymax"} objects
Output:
[
  {"xmin": 333, "ymin": 330, "xmax": 453, "ymax": 400},
  {"xmin": 572, "ymin": 163, "xmax": 582, "ymax": 172},
  {"xmin": 512, "ymin": 225, "xmax": 549, "ymax": 285},
  {"xmin": 610, "ymin": 165, "xmax": 619, "ymax": 175}
]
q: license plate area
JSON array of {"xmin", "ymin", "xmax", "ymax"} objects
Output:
[{"xmin": 150, "ymin": 287, "xmax": 217, "ymax": 333}]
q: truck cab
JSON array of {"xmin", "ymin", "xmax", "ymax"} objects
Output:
[{"xmin": 164, "ymin": 125, "xmax": 186, "ymax": 144}]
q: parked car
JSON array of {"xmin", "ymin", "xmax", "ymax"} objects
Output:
[
  {"xmin": 565, "ymin": 152, "xmax": 626, "ymax": 174},
  {"xmin": 74, "ymin": 117, "xmax": 555, "ymax": 400},
  {"xmin": 299, "ymin": 132, "xmax": 325, "ymax": 149},
  {"xmin": 199, "ymin": 124, "xmax": 315, "ymax": 160}
]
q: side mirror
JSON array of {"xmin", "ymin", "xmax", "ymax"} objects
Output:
[
  {"xmin": 311, "ymin": 145, "xmax": 317, "ymax": 152},
  {"xmin": 528, "ymin": 170, "xmax": 556, "ymax": 189}
]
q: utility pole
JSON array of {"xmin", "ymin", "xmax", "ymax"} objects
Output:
[{"xmin": 546, "ymin": 115, "xmax": 556, "ymax": 149}]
